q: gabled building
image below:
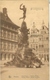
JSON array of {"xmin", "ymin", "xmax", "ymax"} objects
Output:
[
  {"xmin": 29, "ymin": 22, "xmax": 40, "ymax": 54},
  {"xmin": 0, "ymin": 8, "xmax": 19, "ymax": 61},
  {"xmin": 39, "ymin": 22, "xmax": 49, "ymax": 61},
  {"xmin": 29, "ymin": 22, "xmax": 49, "ymax": 61}
]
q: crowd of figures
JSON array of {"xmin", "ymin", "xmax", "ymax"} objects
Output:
[
  {"xmin": 38, "ymin": 54, "xmax": 49, "ymax": 62},
  {"xmin": 5, "ymin": 46, "xmax": 43, "ymax": 68}
]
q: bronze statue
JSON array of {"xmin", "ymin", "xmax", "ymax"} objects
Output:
[{"xmin": 19, "ymin": 3, "xmax": 26, "ymax": 20}]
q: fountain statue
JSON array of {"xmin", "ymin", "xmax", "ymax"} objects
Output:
[
  {"xmin": 4, "ymin": 4, "xmax": 42, "ymax": 68},
  {"xmin": 19, "ymin": 3, "xmax": 26, "ymax": 20}
]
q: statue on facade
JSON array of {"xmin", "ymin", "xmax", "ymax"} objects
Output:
[{"xmin": 19, "ymin": 3, "xmax": 26, "ymax": 20}]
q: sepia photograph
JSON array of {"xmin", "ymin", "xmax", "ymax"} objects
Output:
[{"xmin": 0, "ymin": 0, "xmax": 49, "ymax": 80}]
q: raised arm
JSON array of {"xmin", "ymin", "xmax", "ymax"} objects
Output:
[{"xmin": 20, "ymin": 3, "xmax": 23, "ymax": 10}]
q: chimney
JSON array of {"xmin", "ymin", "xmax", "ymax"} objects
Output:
[{"xmin": 3, "ymin": 8, "xmax": 7, "ymax": 16}]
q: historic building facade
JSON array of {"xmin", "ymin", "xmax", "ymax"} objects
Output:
[
  {"xmin": 29, "ymin": 22, "xmax": 49, "ymax": 61},
  {"xmin": 0, "ymin": 8, "xmax": 19, "ymax": 61}
]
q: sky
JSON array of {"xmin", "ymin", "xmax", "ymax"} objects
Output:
[
  {"xmin": 49, "ymin": 4, "xmax": 50, "ymax": 41},
  {"xmin": 49, "ymin": 0, "xmax": 50, "ymax": 3},
  {"xmin": 0, "ymin": 0, "xmax": 49, "ymax": 29},
  {"xmin": 49, "ymin": 3, "xmax": 50, "ymax": 25}
]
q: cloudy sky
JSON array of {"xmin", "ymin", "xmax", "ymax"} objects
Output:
[{"xmin": 0, "ymin": 0, "xmax": 48, "ymax": 29}]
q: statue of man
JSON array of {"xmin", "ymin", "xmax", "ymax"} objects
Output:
[{"xmin": 19, "ymin": 3, "xmax": 26, "ymax": 20}]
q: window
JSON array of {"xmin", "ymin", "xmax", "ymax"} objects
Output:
[
  {"xmin": 9, "ymin": 32, "xmax": 11, "ymax": 39},
  {"xmin": 0, "ymin": 54, "xmax": 2, "ymax": 60},
  {"xmin": 2, "ymin": 24, "xmax": 4, "ymax": 27},
  {"xmin": 6, "ymin": 25, "xmax": 8, "ymax": 28},
  {"xmin": 39, "ymin": 45, "xmax": 42, "ymax": 48},
  {"xmin": 5, "ymin": 42, "xmax": 8, "ymax": 50},
  {"xmin": 15, "ymin": 44, "xmax": 16, "ymax": 48},
  {"xmin": 31, "ymin": 44, "xmax": 32, "ymax": 48},
  {"xmin": 39, "ymin": 45, "xmax": 44, "ymax": 48},
  {"xmin": 8, "ymin": 54, "xmax": 10, "ymax": 60},
  {"xmin": 8, "ymin": 32, "xmax": 10, "ymax": 39},
  {"xmin": 1, "ymin": 42, "xmax": 4, "ymax": 50},
  {"xmin": 4, "ymin": 42, "xmax": 6, "ymax": 51},
  {"xmin": 13, "ymin": 33, "xmax": 14, "ymax": 40},
  {"xmin": 9, "ymin": 43, "xmax": 11, "ymax": 50},
  {"xmin": 6, "ymin": 42, "xmax": 8, "ymax": 50},
  {"xmin": 36, "ymin": 45, "xmax": 38, "ymax": 49},
  {"xmin": 8, "ymin": 42, "xmax": 10, "ymax": 51},
  {"xmin": 12, "ymin": 27, "xmax": 14, "ymax": 30},
  {"xmin": 6, "ymin": 31, "xmax": 7, "ymax": 38},
  {"xmin": 33, "ymin": 39, "xmax": 34, "ymax": 42},
  {"xmin": 42, "ymin": 45, "xmax": 44, "ymax": 47},
  {"xmin": 39, "ymin": 38, "xmax": 41, "ymax": 41},
  {"xmin": 11, "ymin": 33, "xmax": 13, "ymax": 40},
  {"xmin": 1, "ymin": 30, "xmax": 3, "ymax": 37},
  {"xmin": 0, "ymin": 29, "xmax": 1, "ymax": 38},
  {"xmin": 44, "ymin": 31, "xmax": 46, "ymax": 33},
  {"xmin": 33, "ymin": 31, "xmax": 35, "ymax": 33},
  {"xmin": 4, "ymin": 31, "xmax": 6, "ymax": 38},
  {"xmin": 3, "ymin": 24, "xmax": 6, "ymax": 28},
  {"xmin": 11, "ymin": 43, "xmax": 14, "ymax": 50},
  {"xmin": 14, "ymin": 34, "xmax": 16, "ymax": 40},
  {"xmin": 4, "ymin": 54, "xmax": 6, "ymax": 60},
  {"xmin": 46, "ymin": 37, "xmax": 48, "ymax": 40},
  {"xmin": 16, "ymin": 35, "xmax": 18, "ymax": 40}
]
